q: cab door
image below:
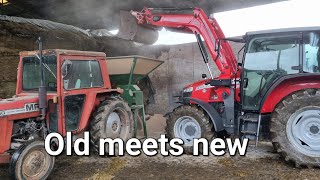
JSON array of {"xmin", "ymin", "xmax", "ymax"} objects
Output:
[
  {"xmin": 241, "ymin": 33, "xmax": 301, "ymax": 111},
  {"xmin": 60, "ymin": 56, "xmax": 104, "ymax": 134}
]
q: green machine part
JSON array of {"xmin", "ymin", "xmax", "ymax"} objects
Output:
[
  {"xmin": 118, "ymin": 84, "xmax": 147, "ymax": 138},
  {"xmin": 106, "ymin": 56, "xmax": 164, "ymax": 138}
]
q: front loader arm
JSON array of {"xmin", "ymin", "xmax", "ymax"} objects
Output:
[{"xmin": 131, "ymin": 7, "xmax": 237, "ymax": 78}]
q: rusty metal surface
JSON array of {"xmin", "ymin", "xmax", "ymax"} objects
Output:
[
  {"xmin": 0, "ymin": 153, "xmax": 10, "ymax": 164},
  {"xmin": 19, "ymin": 49, "xmax": 106, "ymax": 57}
]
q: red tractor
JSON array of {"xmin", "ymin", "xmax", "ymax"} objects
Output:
[
  {"xmin": 0, "ymin": 39, "xmax": 133, "ymax": 179},
  {"xmin": 127, "ymin": 7, "xmax": 320, "ymax": 167}
]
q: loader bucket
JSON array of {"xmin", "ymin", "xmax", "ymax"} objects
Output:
[{"xmin": 117, "ymin": 11, "xmax": 159, "ymax": 45}]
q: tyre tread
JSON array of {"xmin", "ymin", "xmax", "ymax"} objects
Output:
[
  {"xmin": 271, "ymin": 89, "xmax": 320, "ymax": 168},
  {"xmin": 166, "ymin": 105, "xmax": 215, "ymax": 154}
]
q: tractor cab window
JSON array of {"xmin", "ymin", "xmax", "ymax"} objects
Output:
[
  {"xmin": 22, "ymin": 55, "xmax": 57, "ymax": 92},
  {"xmin": 303, "ymin": 32, "xmax": 320, "ymax": 73},
  {"xmin": 242, "ymin": 35, "xmax": 300, "ymax": 110},
  {"xmin": 62, "ymin": 60, "xmax": 104, "ymax": 90}
]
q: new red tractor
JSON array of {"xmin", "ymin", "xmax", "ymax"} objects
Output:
[
  {"xmin": 126, "ymin": 7, "xmax": 320, "ymax": 167},
  {"xmin": 0, "ymin": 39, "xmax": 133, "ymax": 179}
]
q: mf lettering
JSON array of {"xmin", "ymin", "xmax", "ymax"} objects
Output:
[{"xmin": 25, "ymin": 103, "xmax": 39, "ymax": 112}]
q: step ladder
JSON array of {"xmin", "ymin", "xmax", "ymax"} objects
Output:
[{"xmin": 239, "ymin": 114, "xmax": 261, "ymax": 147}]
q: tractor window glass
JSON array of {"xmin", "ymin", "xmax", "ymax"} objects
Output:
[
  {"xmin": 62, "ymin": 60, "xmax": 103, "ymax": 90},
  {"xmin": 243, "ymin": 35, "xmax": 300, "ymax": 110},
  {"xmin": 64, "ymin": 94, "xmax": 85, "ymax": 131},
  {"xmin": 303, "ymin": 32, "xmax": 320, "ymax": 73},
  {"xmin": 22, "ymin": 55, "xmax": 57, "ymax": 92}
]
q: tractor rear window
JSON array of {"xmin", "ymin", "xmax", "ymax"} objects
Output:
[
  {"xmin": 62, "ymin": 60, "xmax": 104, "ymax": 90},
  {"xmin": 22, "ymin": 55, "xmax": 57, "ymax": 92},
  {"xmin": 303, "ymin": 32, "xmax": 320, "ymax": 73}
]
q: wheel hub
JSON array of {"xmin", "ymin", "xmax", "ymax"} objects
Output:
[
  {"xmin": 287, "ymin": 107, "xmax": 320, "ymax": 157},
  {"xmin": 185, "ymin": 124, "xmax": 197, "ymax": 136},
  {"xmin": 106, "ymin": 112, "xmax": 121, "ymax": 138},
  {"xmin": 23, "ymin": 150, "xmax": 47, "ymax": 178},
  {"xmin": 174, "ymin": 116, "xmax": 201, "ymax": 145},
  {"xmin": 310, "ymin": 125, "xmax": 319, "ymax": 134},
  {"xmin": 112, "ymin": 122, "xmax": 119, "ymax": 131}
]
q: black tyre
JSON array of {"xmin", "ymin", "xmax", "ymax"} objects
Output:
[
  {"xmin": 90, "ymin": 97, "xmax": 133, "ymax": 155},
  {"xmin": 270, "ymin": 89, "xmax": 320, "ymax": 167},
  {"xmin": 9, "ymin": 141, "xmax": 55, "ymax": 180},
  {"xmin": 166, "ymin": 105, "xmax": 215, "ymax": 154}
]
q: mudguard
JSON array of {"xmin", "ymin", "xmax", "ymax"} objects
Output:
[
  {"xmin": 260, "ymin": 73, "xmax": 320, "ymax": 113},
  {"xmin": 185, "ymin": 97, "xmax": 224, "ymax": 132},
  {"xmin": 9, "ymin": 140, "xmax": 33, "ymax": 178}
]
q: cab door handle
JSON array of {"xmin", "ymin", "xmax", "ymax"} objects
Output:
[{"xmin": 243, "ymin": 78, "xmax": 249, "ymax": 88}]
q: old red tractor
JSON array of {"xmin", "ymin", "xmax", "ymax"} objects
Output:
[
  {"xmin": 126, "ymin": 7, "xmax": 320, "ymax": 167},
  {"xmin": 0, "ymin": 39, "xmax": 134, "ymax": 179}
]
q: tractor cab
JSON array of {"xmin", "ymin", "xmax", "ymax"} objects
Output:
[
  {"xmin": 241, "ymin": 28, "xmax": 320, "ymax": 112},
  {"xmin": 237, "ymin": 28, "xmax": 320, "ymax": 150},
  {"xmin": 17, "ymin": 49, "xmax": 115, "ymax": 136}
]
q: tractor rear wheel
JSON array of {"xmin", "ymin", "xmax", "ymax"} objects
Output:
[
  {"xmin": 9, "ymin": 140, "xmax": 55, "ymax": 180},
  {"xmin": 166, "ymin": 105, "xmax": 215, "ymax": 154},
  {"xmin": 90, "ymin": 97, "xmax": 133, "ymax": 155},
  {"xmin": 270, "ymin": 89, "xmax": 320, "ymax": 167}
]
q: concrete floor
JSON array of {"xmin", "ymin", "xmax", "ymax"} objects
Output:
[{"xmin": 1, "ymin": 115, "xmax": 320, "ymax": 180}]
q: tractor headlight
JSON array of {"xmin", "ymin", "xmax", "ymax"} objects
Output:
[{"xmin": 183, "ymin": 87, "xmax": 193, "ymax": 93}]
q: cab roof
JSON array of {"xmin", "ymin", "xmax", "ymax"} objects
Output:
[
  {"xmin": 19, "ymin": 49, "xmax": 106, "ymax": 57},
  {"xmin": 246, "ymin": 26, "xmax": 320, "ymax": 36}
]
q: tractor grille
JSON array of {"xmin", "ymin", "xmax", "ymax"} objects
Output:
[
  {"xmin": 182, "ymin": 92, "xmax": 192, "ymax": 98},
  {"xmin": 174, "ymin": 91, "xmax": 192, "ymax": 104}
]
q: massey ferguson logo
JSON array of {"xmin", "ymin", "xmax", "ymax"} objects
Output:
[
  {"xmin": 0, "ymin": 103, "xmax": 39, "ymax": 117},
  {"xmin": 25, "ymin": 103, "xmax": 39, "ymax": 112}
]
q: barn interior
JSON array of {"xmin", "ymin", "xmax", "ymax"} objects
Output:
[
  {"xmin": 2, "ymin": 1, "xmax": 320, "ymax": 179},
  {"xmin": 0, "ymin": 0, "xmax": 281, "ymax": 114}
]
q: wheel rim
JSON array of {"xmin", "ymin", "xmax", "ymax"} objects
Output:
[
  {"xmin": 174, "ymin": 116, "xmax": 201, "ymax": 146},
  {"xmin": 106, "ymin": 108, "xmax": 130, "ymax": 139},
  {"xmin": 287, "ymin": 106, "xmax": 320, "ymax": 157},
  {"xmin": 22, "ymin": 149, "xmax": 51, "ymax": 179}
]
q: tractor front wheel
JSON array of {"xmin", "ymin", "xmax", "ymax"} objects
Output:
[
  {"xmin": 270, "ymin": 89, "xmax": 320, "ymax": 167},
  {"xmin": 9, "ymin": 140, "xmax": 55, "ymax": 180},
  {"xmin": 90, "ymin": 97, "xmax": 133, "ymax": 155},
  {"xmin": 166, "ymin": 105, "xmax": 215, "ymax": 154}
]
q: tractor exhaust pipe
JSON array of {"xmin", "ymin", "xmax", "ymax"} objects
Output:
[
  {"xmin": 37, "ymin": 37, "xmax": 47, "ymax": 120},
  {"xmin": 117, "ymin": 11, "xmax": 159, "ymax": 45}
]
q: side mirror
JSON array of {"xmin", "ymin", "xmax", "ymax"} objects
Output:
[{"xmin": 202, "ymin": 74, "xmax": 207, "ymax": 79}]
